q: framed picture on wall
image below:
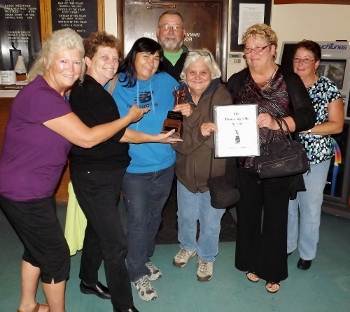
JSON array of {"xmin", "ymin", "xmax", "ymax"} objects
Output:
[
  {"xmin": 230, "ymin": 0, "xmax": 272, "ymax": 51},
  {"xmin": 39, "ymin": 0, "xmax": 105, "ymax": 42}
]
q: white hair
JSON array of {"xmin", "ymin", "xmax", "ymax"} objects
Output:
[{"xmin": 180, "ymin": 49, "xmax": 221, "ymax": 81}]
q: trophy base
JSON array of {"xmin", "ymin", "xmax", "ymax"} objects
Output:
[{"xmin": 162, "ymin": 111, "xmax": 183, "ymax": 138}]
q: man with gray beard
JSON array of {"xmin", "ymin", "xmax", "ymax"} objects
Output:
[{"xmin": 157, "ymin": 10, "xmax": 188, "ymax": 81}]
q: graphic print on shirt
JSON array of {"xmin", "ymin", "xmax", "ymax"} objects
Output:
[{"xmin": 127, "ymin": 89, "xmax": 158, "ymax": 111}]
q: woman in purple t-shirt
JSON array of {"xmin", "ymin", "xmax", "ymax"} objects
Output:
[{"xmin": 0, "ymin": 28, "xmax": 147, "ymax": 312}]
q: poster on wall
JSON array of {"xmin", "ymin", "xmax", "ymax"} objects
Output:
[
  {"xmin": 51, "ymin": 0, "xmax": 98, "ymax": 38},
  {"xmin": 0, "ymin": 0, "xmax": 41, "ymax": 71}
]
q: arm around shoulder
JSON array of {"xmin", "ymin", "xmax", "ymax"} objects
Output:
[{"xmin": 284, "ymin": 72, "xmax": 315, "ymax": 132}]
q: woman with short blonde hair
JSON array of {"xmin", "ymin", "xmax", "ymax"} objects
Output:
[
  {"xmin": 227, "ymin": 24, "xmax": 315, "ymax": 294},
  {"xmin": 0, "ymin": 28, "xmax": 146, "ymax": 312}
]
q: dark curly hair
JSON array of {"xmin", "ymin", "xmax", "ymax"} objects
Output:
[{"xmin": 293, "ymin": 40, "xmax": 321, "ymax": 61}]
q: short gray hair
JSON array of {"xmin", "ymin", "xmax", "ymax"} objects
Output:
[
  {"xmin": 180, "ymin": 49, "xmax": 221, "ymax": 81},
  {"xmin": 28, "ymin": 28, "xmax": 84, "ymax": 81}
]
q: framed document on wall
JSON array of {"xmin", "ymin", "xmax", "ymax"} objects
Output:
[
  {"xmin": 230, "ymin": 0, "xmax": 271, "ymax": 51},
  {"xmin": 213, "ymin": 104, "xmax": 260, "ymax": 157},
  {"xmin": 39, "ymin": 0, "xmax": 105, "ymax": 42}
]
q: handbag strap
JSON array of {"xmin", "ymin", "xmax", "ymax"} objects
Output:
[
  {"xmin": 106, "ymin": 74, "xmax": 118, "ymax": 95},
  {"xmin": 275, "ymin": 118, "xmax": 293, "ymax": 141}
]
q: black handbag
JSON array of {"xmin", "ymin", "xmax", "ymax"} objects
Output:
[
  {"xmin": 208, "ymin": 156, "xmax": 240, "ymax": 209},
  {"xmin": 255, "ymin": 118, "xmax": 309, "ymax": 179}
]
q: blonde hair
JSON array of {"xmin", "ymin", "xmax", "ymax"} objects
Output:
[
  {"xmin": 242, "ymin": 24, "xmax": 278, "ymax": 48},
  {"xmin": 28, "ymin": 28, "xmax": 84, "ymax": 81},
  {"xmin": 180, "ymin": 49, "xmax": 221, "ymax": 81}
]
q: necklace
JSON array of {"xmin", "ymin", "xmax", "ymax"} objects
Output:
[{"xmin": 254, "ymin": 65, "xmax": 278, "ymax": 90}]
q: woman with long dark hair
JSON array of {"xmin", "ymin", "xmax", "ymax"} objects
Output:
[{"xmin": 112, "ymin": 37, "xmax": 189, "ymax": 301}]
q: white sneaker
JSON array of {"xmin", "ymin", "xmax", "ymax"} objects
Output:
[
  {"xmin": 196, "ymin": 259, "xmax": 213, "ymax": 281},
  {"xmin": 145, "ymin": 261, "xmax": 162, "ymax": 281},
  {"xmin": 173, "ymin": 248, "xmax": 196, "ymax": 268},
  {"xmin": 132, "ymin": 275, "xmax": 158, "ymax": 301}
]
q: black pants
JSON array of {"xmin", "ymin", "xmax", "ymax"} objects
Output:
[
  {"xmin": 0, "ymin": 195, "xmax": 70, "ymax": 283},
  {"xmin": 71, "ymin": 168, "xmax": 133, "ymax": 310},
  {"xmin": 235, "ymin": 168, "xmax": 290, "ymax": 282}
]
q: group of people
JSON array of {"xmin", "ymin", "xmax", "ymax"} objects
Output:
[{"xmin": 0, "ymin": 9, "xmax": 344, "ymax": 312}]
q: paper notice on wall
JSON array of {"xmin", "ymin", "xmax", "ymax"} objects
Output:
[{"xmin": 238, "ymin": 3, "xmax": 265, "ymax": 45}]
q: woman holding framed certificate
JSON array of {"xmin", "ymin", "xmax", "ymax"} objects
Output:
[
  {"xmin": 172, "ymin": 49, "xmax": 235, "ymax": 282},
  {"xmin": 227, "ymin": 24, "xmax": 315, "ymax": 294}
]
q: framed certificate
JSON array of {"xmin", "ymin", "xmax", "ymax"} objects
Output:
[{"xmin": 213, "ymin": 104, "xmax": 260, "ymax": 157}]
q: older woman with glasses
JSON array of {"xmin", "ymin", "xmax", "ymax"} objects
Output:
[
  {"xmin": 172, "ymin": 49, "xmax": 235, "ymax": 282},
  {"xmin": 288, "ymin": 40, "xmax": 344, "ymax": 271},
  {"xmin": 227, "ymin": 24, "xmax": 315, "ymax": 293}
]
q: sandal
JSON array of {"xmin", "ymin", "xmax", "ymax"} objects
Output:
[
  {"xmin": 265, "ymin": 282, "xmax": 280, "ymax": 294},
  {"xmin": 17, "ymin": 303, "xmax": 49, "ymax": 312},
  {"xmin": 246, "ymin": 272, "xmax": 260, "ymax": 283}
]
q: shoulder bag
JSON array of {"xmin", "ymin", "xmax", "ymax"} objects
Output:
[{"xmin": 255, "ymin": 118, "xmax": 309, "ymax": 179}]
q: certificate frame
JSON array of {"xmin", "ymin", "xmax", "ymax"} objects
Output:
[
  {"xmin": 230, "ymin": 0, "xmax": 272, "ymax": 52},
  {"xmin": 213, "ymin": 104, "xmax": 260, "ymax": 157}
]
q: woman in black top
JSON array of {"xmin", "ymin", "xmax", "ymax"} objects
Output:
[
  {"xmin": 69, "ymin": 31, "xmax": 177, "ymax": 312},
  {"xmin": 226, "ymin": 24, "xmax": 314, "ymax": 294}
]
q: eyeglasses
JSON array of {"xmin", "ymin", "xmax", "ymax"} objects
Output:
[
  {"xmin": 293, "ymin": 57, "xmax": 315, "ymax": 65},
  {"xmin": 158, "ymin": 24, "xmax": 183, "ymax": 32},
  {"xmin": 188, "ymin": 50, "xmax": 213, "ymax": 62},
  {"xmin": 244, "ymin": 44, "xmax": 270, "ymax": 55}
]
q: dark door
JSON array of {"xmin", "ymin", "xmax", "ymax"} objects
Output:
[{"xmin": 118, "ymin": 0, "xmax": 228, "ymax": 79}]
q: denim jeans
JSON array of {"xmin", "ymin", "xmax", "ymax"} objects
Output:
[
  {"xmin": 287, "ymin": 159, "xmax": 331, "ymax": 260},
  {"xmin": 122, "ymin": 166, "xmax": 174, "ymax": 282},
  {"xmin": 177, "ymin": 180, "xmax": 225, "ymax": 262}
]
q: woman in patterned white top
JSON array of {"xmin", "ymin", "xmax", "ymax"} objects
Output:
[{"xmin": 288, "ymin": 40, "xmax": 344, "ymax": 270}]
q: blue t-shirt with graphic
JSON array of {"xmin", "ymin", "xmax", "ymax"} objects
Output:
[{"xmin": 113, "ymin": 72, "xmax": 179, "ymax": 173}]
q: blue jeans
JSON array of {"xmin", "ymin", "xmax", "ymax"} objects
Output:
[
  {"xmin": 177, "ymin": 180, "xmax": 225, "ymax": 262},
  {"xmin": 122, "ymin": 166, "xmax": 174, "ymax": 282},
  {"xmin": 287, "ymin": 159, "xmax": 331, "ymax": 260}
]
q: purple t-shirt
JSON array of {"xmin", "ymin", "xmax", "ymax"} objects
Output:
[{"xmin": 0, "ymin": 76, "xmax": 72, "ymax": 201}]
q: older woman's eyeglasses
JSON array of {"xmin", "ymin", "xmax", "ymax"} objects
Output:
[
  {"xmin": 188, "ymin": 50, "xmax": 213, "ymax": 62},
  {"xmin": 244, "ymin": 44, "xmax": 270, "ymax": 55},
  {"xmin": 293, "ymin": 57, "xmax": 315, "ymax": 65},
  {"xmin": 159, "ymin": 24, "xmax": 183, "ymax": 32}
]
